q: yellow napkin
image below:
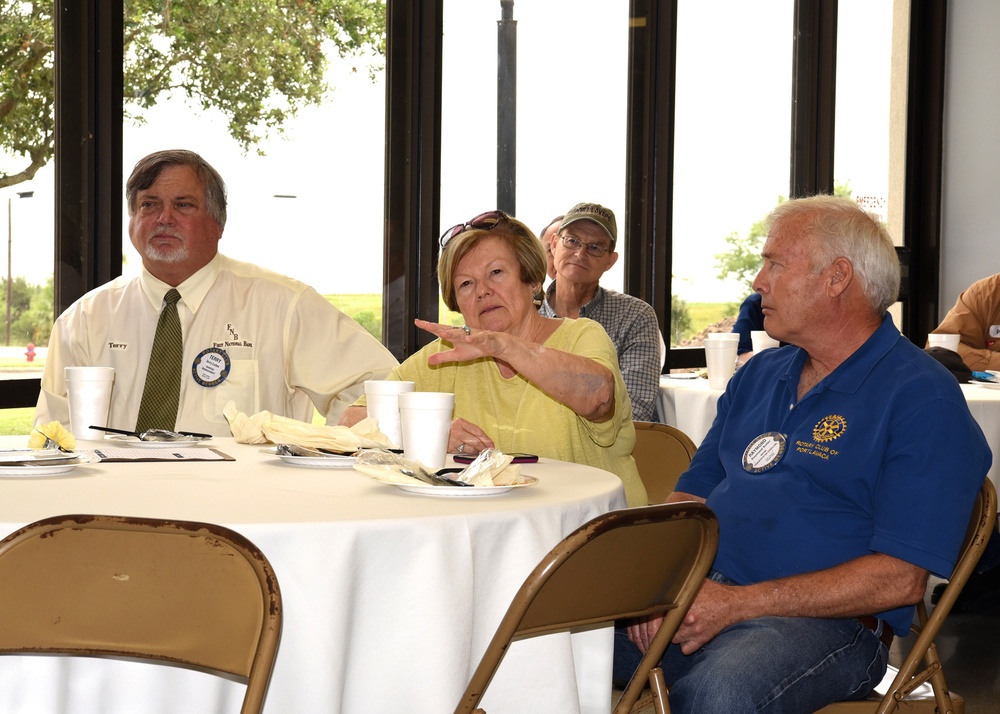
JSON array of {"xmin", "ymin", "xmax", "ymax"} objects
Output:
[
  {"xmin": 223, "ymin": 401, "xmax": 393, "ymax": 450},
  {"xmin": 28, "ymin": 421, "xmax": 77, "ymax": 451}
]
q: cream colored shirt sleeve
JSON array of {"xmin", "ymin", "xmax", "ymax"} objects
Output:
[{"xmin": 35, "ymin": 255, "xmax": 398, "ymax": 436}]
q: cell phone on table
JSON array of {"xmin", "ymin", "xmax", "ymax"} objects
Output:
[{"xmin": 454, "ymin": 452, "xmax": 538, "ymax": 464}]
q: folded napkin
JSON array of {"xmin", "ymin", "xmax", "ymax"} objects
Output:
[
  {"xmin": 223, "ymin": 401, "xmax": 393, "ymax": 450},
  {"xmin": 28, "ymin": 421, "xmax": 77, "ymax": 451}
]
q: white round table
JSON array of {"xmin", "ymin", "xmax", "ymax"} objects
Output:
[
  {"xmin": 0, "ymin": 436, "xmax": 627, "ymax": 714},
  {"xmin": 657, "ymin": 375, "xmax": 723, "ymax": 446},
  {"xmin": 959, "ymin": 383, "xmax": 1000, "ymax": 492}
]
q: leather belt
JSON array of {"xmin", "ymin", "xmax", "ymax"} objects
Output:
[{"xmin": 857, "ymin": 616, "xmax": 894, "ymax": 648}]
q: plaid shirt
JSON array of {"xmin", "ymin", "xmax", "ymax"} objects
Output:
[{"xmin": 540, "ymin": 282, "xmax": 664, "ymax": 421}]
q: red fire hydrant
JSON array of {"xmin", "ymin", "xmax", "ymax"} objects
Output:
[{"xmin": 25, "ymin": 343, "xmax": 36, "ymax": 362}]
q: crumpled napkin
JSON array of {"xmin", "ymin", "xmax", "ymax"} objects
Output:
[
  {"xmin": 460, "ymin": 449, "xmax": 523, "ymax": 486},
  {"xmin": 353, "ymin": 447, "xmax": 524, "ymax": 487},
  {"xmin": 351, "ymin": 451, "xmax": 424, "ymax": 484},
  {"xmin": 223, "ymin": 401, "xmax": 393, "ymax": 450}
]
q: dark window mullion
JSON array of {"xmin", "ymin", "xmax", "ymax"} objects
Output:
[
  {"xmin": 383, "ymin": 0, "xmax": 444, "ymax": 361},
  {"xmin": 790, "ymin": 0, "xmax": 838, "ymax": 198},
  {"xmin": 901, "ymin": 0, "xmax": 947, "ymax": 343},
  {"xmin": 625, "ymin": 0, "xmax": 676, "ymax": 338},
  {"xmin": 54, "ymin": 0, "xmax": 123, "ymax": 317}
]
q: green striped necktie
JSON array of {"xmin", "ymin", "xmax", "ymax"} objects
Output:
[{"xmin": 135, "ymin": 288, "xmax": 183, "ymax": 432}]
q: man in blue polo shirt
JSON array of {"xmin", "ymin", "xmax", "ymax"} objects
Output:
[{"xmin": 613, "ymin": 195, "xmax": 991, "ymax": 712}]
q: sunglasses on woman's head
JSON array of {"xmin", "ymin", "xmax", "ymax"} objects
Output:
[{"xmin": 439, "ymin": 210, "xmax": 510, "ymax": 248}]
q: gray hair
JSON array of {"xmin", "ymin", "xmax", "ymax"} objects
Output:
[
  {"xmin": 538, "ymin": 215, "xmax": 564, "ymax": 241},
  {"xmin": 767, "ymin": 195, "xmax": 900, "ymax": 313},
  {"xmin": 126, "ymin": 150, "xmax": 228, "ymax": 231}
]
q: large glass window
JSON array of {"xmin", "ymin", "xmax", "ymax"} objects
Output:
[
  {"xmin": 1, "ymin": 183, "xmax": 50, "ymax": 350},
  {"xmin": 120, "ymin": 2, "xmax": 387, "ymax": 337},
  {"xmin": 0, "ymin": 0, "xmax": 941, "ymax": 419},
  {"xmin": 834, "ymin": 1, "xmax": 894, "ymax": 227},
  {"xmin": 669, "ymin": 0, "xmax": 794, "ymax": 349},
  {"xmin": 440, "ymin": 0, "xmax": 629, "ymax": 303},
  {"xmin": 1, "ymin": 1, "xmax": 55, "ymax": 431},
  {"xmin": 835, "ymin": 1, "xmax": 902, "ymax": 325}
]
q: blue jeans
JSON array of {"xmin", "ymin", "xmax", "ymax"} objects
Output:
[{"xmin": 613, "ymin": 574, "xmax": 890, "ymax": 713}]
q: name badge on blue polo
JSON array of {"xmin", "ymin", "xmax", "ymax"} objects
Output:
[
  {"xmin": 192, "ymin": 347, "xmax": 230, "ymax": 387},
  {"xmin": 743, "ymin": 432, "xmax": 787, "ymax": 473}
]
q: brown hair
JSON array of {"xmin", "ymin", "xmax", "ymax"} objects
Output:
[
  {"xmin": 126, "ymin": 150, "xmax": 228, "ymax": 231},
  {"xmin": 437, "ymin": 215, "xmax": 546, "ymax": 312}
]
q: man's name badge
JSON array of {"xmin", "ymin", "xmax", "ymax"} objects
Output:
[
  {"xmin": 742, "ymin": 432, "xmax": 787, "ymax": 473},
  {"xmin": 192, "ymin": 347, "xmax": 230, "ymax": 387}
]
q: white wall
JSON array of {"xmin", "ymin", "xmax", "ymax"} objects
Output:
[{"xmin": 940, "ymin": 0, "xmax": 1000, "ymax": 312}]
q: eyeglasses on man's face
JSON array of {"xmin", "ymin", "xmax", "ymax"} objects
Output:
[
  {"xmin": 439, "ymin": 210, "xmax": 510, "ymax": 248},
  {"xmin": 559, "ymin": 233, "xmax": 612, "ymax": 258}
]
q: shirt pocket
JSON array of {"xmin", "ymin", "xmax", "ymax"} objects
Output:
[{"xmin": 202, "ymin": 359, "xmax": 260, "ymax": 422}]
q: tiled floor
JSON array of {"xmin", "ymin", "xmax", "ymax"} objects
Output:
[
  {"xmin": 909, "ymin": 609, "xmax": 1000, "ymax": 712},
  {"xmin": 615, "ymin": 580, "xmax": 1000, "ymax": 713}
]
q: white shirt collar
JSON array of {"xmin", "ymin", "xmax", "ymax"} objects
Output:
[{"xmin": 138, "ymin": 253, "xmax": 223, "ymax": 313}]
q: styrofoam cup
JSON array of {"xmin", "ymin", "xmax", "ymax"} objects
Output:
[
  {"xmin": 927, "ymin": 333, "xmax": 960, "ymax": 352},
  {"xmin": 65, "ymin": 366, "xmax": 115, "ymax": 440},
  {"xmin": 750, "ymin": 330, "xmax": 780, "ymax": 353},
  {"xmin": 398, "ymin": 391, "xmax": 455, "ymax": 470},
  {"xmin": 704, "ymin": 337, "xmax": 739, "ymax": 390},
  {"xmin": 364, "ymin": 380, "xmax": 415, "ymax": 448}
]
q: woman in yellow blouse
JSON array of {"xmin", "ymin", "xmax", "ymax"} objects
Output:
[{"xmin": 341, "ymin": 210, "xmax": 646, "ymax": 506}]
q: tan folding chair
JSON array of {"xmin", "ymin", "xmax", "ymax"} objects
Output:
[
  {"xmin": 0, "ymin": 514, "xmax": 283, "ymax": 714},
  {"xmin": 632, "ymin": 422, "xmax": 698, "ymax": 504},
  {"xmin": 815, "ymin": 478, "xmax": 997, "ymax": 714},
  {"xmin": 454, "ymin": 502, "xmax": 718, "ymax": 714}
]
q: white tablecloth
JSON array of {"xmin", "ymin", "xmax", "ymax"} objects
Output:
[
  {"xmin": 657, "ymin": 376, "xmax": 724, "ymax": 446},
  {"xmin": 958, "ymin": 383, "xmax": 1000, "ymax": 492},
  {"xmin": 0, "ymin": 436, "xmax": 627, "ymax": 714},
  {"xmin": 658, "ymin": 376, "xmax": 1000, "ymax": 493}
]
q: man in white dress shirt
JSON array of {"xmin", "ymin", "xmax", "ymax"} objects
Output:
[{"xmin": 36, "ymin": 149, "xmax": 397, "ymax": 435}]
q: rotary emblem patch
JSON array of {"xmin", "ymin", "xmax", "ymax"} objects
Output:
[{"xmin": 812, "ymin": 415, "xmax": 847, "ymax": 442}]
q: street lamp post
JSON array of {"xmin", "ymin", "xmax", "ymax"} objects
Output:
[{"xmin": 6, "ymin": 190, "xmax": 34, "ymax": 346}]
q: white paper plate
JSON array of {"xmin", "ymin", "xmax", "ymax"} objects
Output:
[
  {"xmin": 270, "ymin": 452, "xmax": 358, "ymax": 469},
  {"xmin": 972, "ymin": 381, "xmax": 1000, "ymax": 391},
  {"xmin": 388, "ymin": 475, "xmax": 538, "ymax": 497},
  {"xmin": 0, "ymin": 449, "xmax": 88, "ymax": 464},
  {"xmin": 105, "ymin": 435, "xmax": 206, "ymax": 448},
  {"xmin": 0, "ymin": 452, "xmax": 97, "ymax": 477}
]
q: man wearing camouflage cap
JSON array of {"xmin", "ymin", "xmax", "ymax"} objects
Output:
[{"xmin": 540, "ymin": 202, "xmax": 665, "ymax": 422}]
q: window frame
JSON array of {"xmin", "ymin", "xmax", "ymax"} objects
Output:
[{"xmin": 0, "ymin": 0, "xmax": 947, "ymax": 409}]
